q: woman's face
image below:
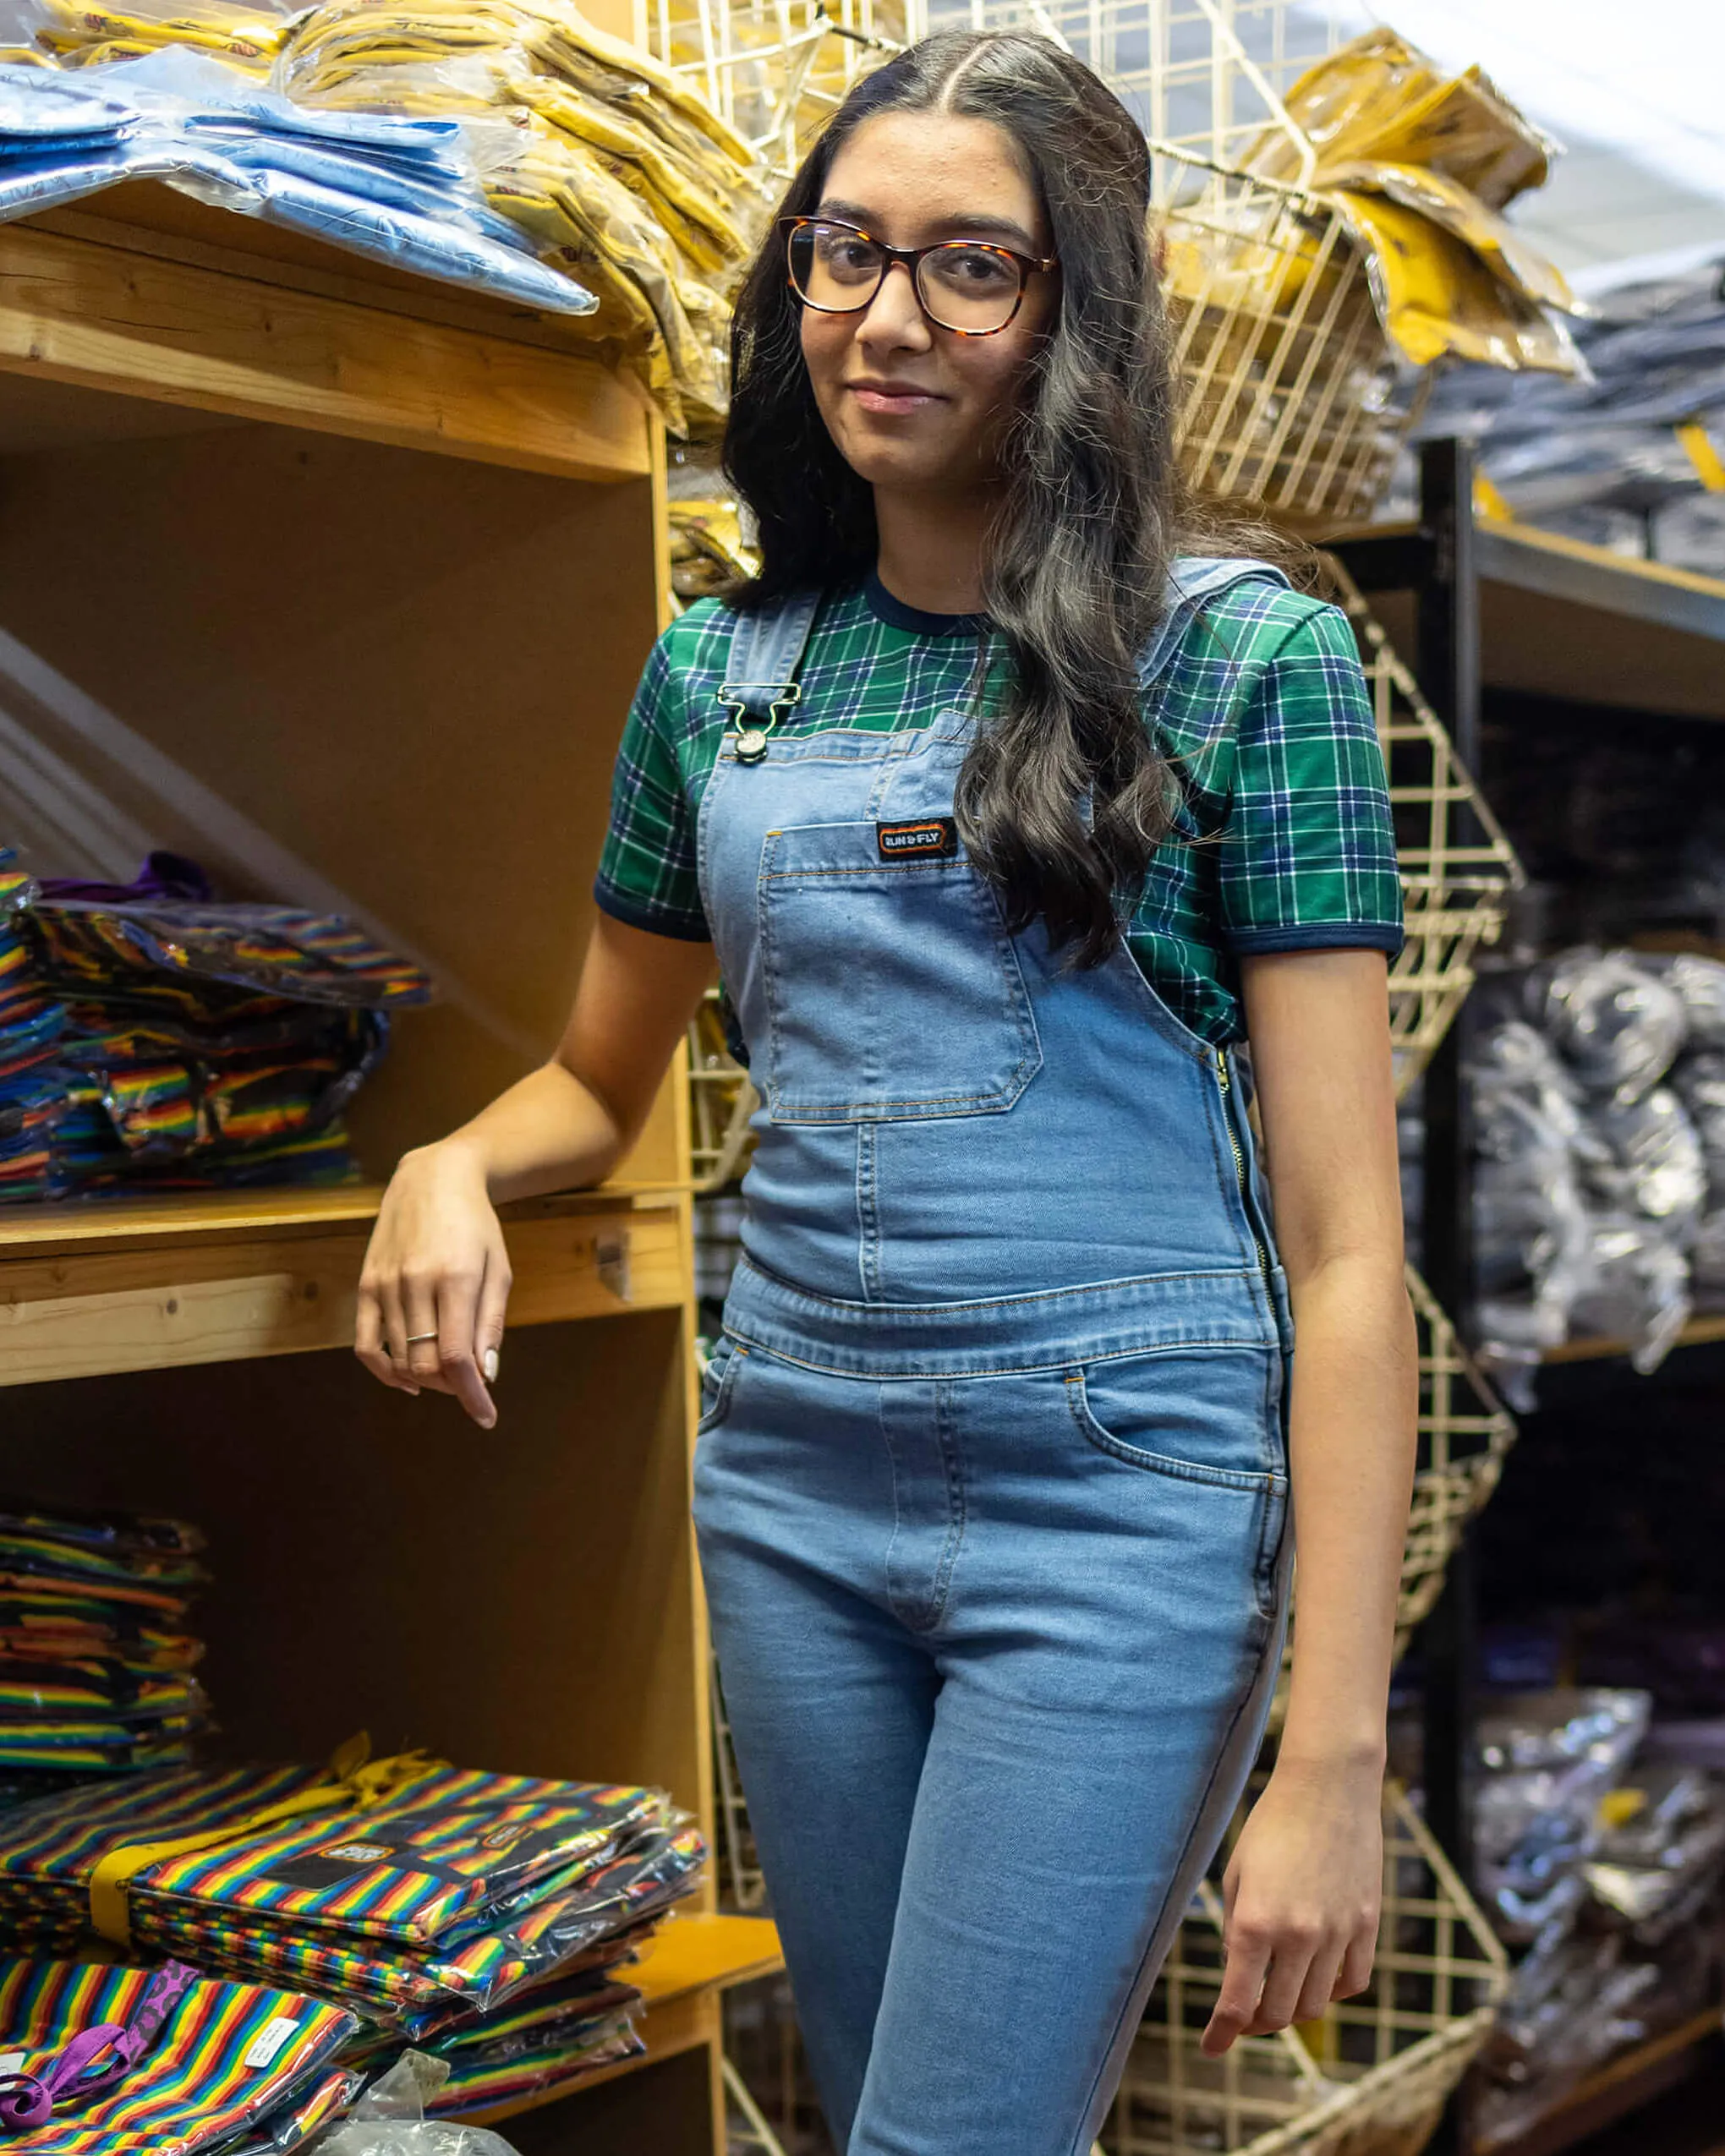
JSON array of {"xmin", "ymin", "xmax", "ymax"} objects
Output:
[{"xmin": 797, "ymin": 110, "xmax": 1059, "ymax": 496}]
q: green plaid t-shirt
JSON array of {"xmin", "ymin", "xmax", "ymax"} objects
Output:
[{"xmin": 594, "ymin": 569, "xmax": 1403, "ymax": 1045}]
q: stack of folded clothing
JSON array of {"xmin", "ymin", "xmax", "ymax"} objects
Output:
[
  {"xmin": 0, "ymin": 846, "xmax": 433, "ymax": 1201},
  {"xmin": 0, "ymin": 44, "xmax": 600, "ymax": 316},
  {"xmin": 276, "ymin": 0, "xmax": 764, "ymax": 431},
  {"xmin": 0, "ymin": 1507, "xmax": 211, "ymax": 1790},
  {"xmin": 33, "ymin": 0, "xmax": 292, "ymax": 76},
  {"xmin": 0, "ymin": 854, "xmax": 68, "ymax": 1206},
  {"xmin": 0, "ymin": 1746, "xmax": 706, "ymax": 2118},
  {"xmin": 0, "ymin": 1956, "xmax": 364, "ymax": 2153}
]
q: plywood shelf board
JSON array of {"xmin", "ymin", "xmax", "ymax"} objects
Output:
[
  {"xmin": 0, "ymin": 220, "xmax": 649, "ymax": 480},
  {"xmin": 0, "ymin": 1194, "xmax": 687, "ymax": 1386}
]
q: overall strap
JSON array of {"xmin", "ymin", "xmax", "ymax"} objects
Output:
[
  {"xmin": 1136, "ymin": 556, "xmax": 1292, "ymax": 694},
  {"xmin": 718, "ymin": 589, "xmax": 824, "ymax": 762}
]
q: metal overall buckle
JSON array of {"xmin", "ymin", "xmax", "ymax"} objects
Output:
[{"xmin": 716, "ymin": 681, "xmax": 800, "ymax": 765}]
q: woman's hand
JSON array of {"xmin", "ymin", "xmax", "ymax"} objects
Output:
[
  {"xmin": 1200, "ymin": 1753, "xmax": 1383, "ymax": 2055},
  {"xmin": 354, "ymin": 1138, "xmax": 512, "ymax": 1429}
]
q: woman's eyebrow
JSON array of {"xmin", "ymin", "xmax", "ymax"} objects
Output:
[{"xmin": 814, "ymin": 197, "xmax": 1039, "ymax": 252}]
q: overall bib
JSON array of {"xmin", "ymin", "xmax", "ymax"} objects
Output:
[{"xmin": 692, "ymin": 562, "xmax": 1295, "ymax": 2156}]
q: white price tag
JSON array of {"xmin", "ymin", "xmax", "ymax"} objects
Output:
[{"xmin": 243, "ymin": 2017, "xmax": 299, "ymax": 2071}]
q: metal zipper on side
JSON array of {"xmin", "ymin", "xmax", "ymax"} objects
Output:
[{"xmin": 1215, "ymin": 1048, "xmax": 1270, "ymax": 1277}]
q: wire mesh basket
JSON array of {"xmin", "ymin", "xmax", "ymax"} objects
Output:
[
  {"xmin": 1394, "ymin": 1266, "xmax": 1514, "ymax": 1667},
  {"xmin": 925, "ymin": 0, "xmax": 1344, "ymax": 173},
  {"xmin": 1153, "ymin": 146, "xmax": 1413, "ymax": 528},
  {"xmin": 1104, "ymin": 1781, "xmax": 1508, "ymax": 2156},
  {"xmin": 639, "ymin": 0, "xmax": 912, "ymax": 171},
  {"xmin": 1322, "ymin": 557, "xmax": 1527, "ymax": 1103},
  {"xmin": 688, "ymin": 987, "xmax": 758, "ymax": 1195}
]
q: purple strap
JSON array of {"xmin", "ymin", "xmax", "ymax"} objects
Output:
[{"xmin": 0, "ymin": 1960, "xmax": 200, "ymax": 2131}]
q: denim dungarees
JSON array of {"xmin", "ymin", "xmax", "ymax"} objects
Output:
[{"xmin": 692, "ymin": 561, "xmax": 1295, "ymax": 2156}]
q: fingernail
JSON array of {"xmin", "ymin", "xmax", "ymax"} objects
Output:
[
  {"xmin": 482, "ymin": 1348, "xmax": 500, "ymax": 1383},
  {"xmin": 479, "ymin": 1413, "xmax": 496, "ymax": 1431}
]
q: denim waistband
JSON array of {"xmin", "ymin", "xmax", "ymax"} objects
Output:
[{"xmin": 722, "ymin": 1255, "xmax": 1289, "ymax": 1378}]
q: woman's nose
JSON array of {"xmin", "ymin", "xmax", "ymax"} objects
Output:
[{"xmin": 856, "ymin": 260, "xmax": 932, "ymax": 347}]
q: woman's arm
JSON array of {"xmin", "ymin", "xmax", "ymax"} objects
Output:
[
  {"xmin": 353, "ymin": 914, "xmax": 716, "ymax": 1425},
  {"xmin": 1202, "ymin": 945, "xmax": 1417, "ymax": 2054}
]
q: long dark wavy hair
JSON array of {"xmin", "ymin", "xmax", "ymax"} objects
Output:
[{"xmin": 723, "ymin": 28, "xmax": 1235, "ymax": 967}]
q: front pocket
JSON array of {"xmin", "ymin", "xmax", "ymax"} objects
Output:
[
  {"xmin": 758, "ymin": 821, "xmax": 1042, "ymax": 1124},
  {"xmin": 697, "ymin": 1337, "xmax": 747, "ymax": 1435},
  {"xmin": 1066, "ymin": 1348, "xmax": 1285, "ymax": 1491}
]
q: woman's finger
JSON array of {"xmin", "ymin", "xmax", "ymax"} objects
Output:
[
  {"xmin": 1246, "ymin": 1930, "xmax": 1321, "ymax": 2035},
  {"xmin": 401, "ymin": 1271, "xmax": 452, "ymax": 1394},
  {"xmin": 432, "ymin": 1264, "xmax": 495, "ymax": 1429},
  {"xmin": 1290, "ymin": 1940, "xmax": 1346, "ymax": 2028},
  {"xmin": 1200, "ymin": 1919, "xmax": 1271, "ymax": 2056},
  {"xmin": 378, "ymin": 1277, "xmax": 424, "ymax": 1397},
  {"xmin": 471, "ymin": 1243, "xmax": 512, "ymax": 1420},
  {"xmin": 1336, "ymin": 1925, "xmax": 1378, "ymax": 2000},
  {"xmin": 354, "ymin": 1281, "xmax": 412, "ymax": 1393}
]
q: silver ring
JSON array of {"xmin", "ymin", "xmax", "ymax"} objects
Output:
[{"xmin": 403, "ymin": 1332, "xmax": 438, "ymax": 1345}]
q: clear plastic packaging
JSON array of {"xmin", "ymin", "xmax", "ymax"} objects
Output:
[
  {"xmin": 1578, "ymin": 1086, "xmax": 1707, "ymax": 1229},
  {"xmin": 0, "ymin": 47, "xmax": 597, "ymax": 316},
  {"xmin": 1525, "ymin": 948, "xmax": 1687, "ymax": 1104},
  {"xmin": 1567, "ymin": 1210, "xmax": 1693, "ymax": 1372},
  {"xmin": 303, "ymin": 2052, "xmax": 522, "ymax": 2154}
]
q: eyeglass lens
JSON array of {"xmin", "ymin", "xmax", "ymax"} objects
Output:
[{"xmin": 786, "ymin": 222, "xmax": 1025, "ymax": 334}]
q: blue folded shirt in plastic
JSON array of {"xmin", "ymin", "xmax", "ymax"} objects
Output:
[{"xmin": 0, "ymin": 48, "xmax": 596, "ymax": 317}]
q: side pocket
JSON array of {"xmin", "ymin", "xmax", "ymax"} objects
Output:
[
  {"xmin": 1253, "ymin": 1475, "xmax": 1290, "ymax": 1623},
  {"xmin": 698, "ymin": 1337, "xmax": 748, "ymax": 1436}
]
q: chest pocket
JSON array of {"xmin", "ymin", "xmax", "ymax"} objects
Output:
[{"xmin": 757, "ymin": 818, "xmax": 1042, "ymax": 1124}]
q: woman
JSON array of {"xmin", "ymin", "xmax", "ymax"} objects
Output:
[{"xmin": 356, "ymin": 29, "xmax": 1417, "ymax": 2154}]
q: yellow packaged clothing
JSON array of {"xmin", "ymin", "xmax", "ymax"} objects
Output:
[
  {"xmin": 34, "ymin": 0, "xmax": 287, "ymax": 69},
  {"xmin": 668, "ymin": 497, "xmax": 757, "ymax": 597},
  {"xmin": 1324, "ymin": 159, "xmax": 1576, "ymax": 318},
  {"xmin": 1329, "ymin": 186, "xmax": 1582, "ymax": 374},
  {"xmin": 1246, "ymin": 28, "xmax": 1552, "ymax": 211}
]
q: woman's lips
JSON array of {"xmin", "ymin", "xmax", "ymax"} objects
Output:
[{"xmin": 847, "ymin": 385, "xmax": 942, "ymax": 415}]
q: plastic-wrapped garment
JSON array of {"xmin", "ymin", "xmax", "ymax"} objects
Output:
[
  {"xmin": 1692, "ymin": 1207, "xmax": 1725, "ymax": 1306},
  {"xmin": 1567, "ymin": 1209, "xmax": 1693, "ymax": 1372},
  {"xmin": 1473, "ymin": 1690, "xmax": 1651, "ymax": 1943},
  {"xmin": 0, "ymin": 1508, "xmax": 211, "ymax": 1779},
  {"xmin": 1525, "ymin": 948, "xmax": 1687, "ymax": 1103},
  {"xmin": 1577, "ymin": 1086, "xmax": 1707, "ymax": 1231},
  {"xmin": 274, "ymin": 0, "xmax": 759, "ymax": 428},
  {"xmin": 1244, "ymin": 27, "xmax": 1553, "ymax": 209},
  {"xmin": 297, "ymin": 2050, "xmax": 523, "ymax": 2155},
  {"xmin": 0, "ymin": 1958, "xmax": 359, "ymax": 2153},
  {"xmin": 0, "ymin": 50, "xmax": 597, "ymax": 316},
  {"xmin": 1584, "ymin": 1764, "xmax": 1725, "ymax": 1935},
  {"xmin": 1670, "ymin": 1048, "xmax": 1725, "ymax": 1163},
  {"xmin": 151, "ymin": 1823, "xmax": 704, "ymax": 2029},
  {"xmin": 668, "ymin": 496, "xmax": 755, "ymax": 599},
  {"xmin": 1649, "ymin": 955, "xmax": 1725, "ymax": 1051},
  {"xmin": 1467, "ymin": 1021, "xmax": 1598, "ymax": 1393},
  {"xmin": 33, "ymin": 0, "xmax": 293, "ymax": 75}
]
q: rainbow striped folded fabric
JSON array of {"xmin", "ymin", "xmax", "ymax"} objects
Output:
[
  {"xmin": 0, "ymin": 1958, "xmax": 359, "ymax": 2153},
  {"xmin": 0, "ymin": 1513, "xmax": 211, "ymax": 1786},
  {"xmin": 0, "ymin": 1759, "xmax": 706, "ymax": 2027},
  {"xmin": 1, "ymin": 844, "xmax": 431, "ymax": 1202}
]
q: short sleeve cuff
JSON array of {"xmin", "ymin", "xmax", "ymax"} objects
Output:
[
  {"xmin": 593, "ymin": 878, "xmax": 712, "ymax": 943},
  {"xmin": 1227, "ymin": 922, "xmax": 1405, "ymax": 960}
]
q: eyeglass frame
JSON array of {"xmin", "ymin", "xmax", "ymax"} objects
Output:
[{"xmin": 777, "ymin": 215, "xmax": 1059, "ymax": 337}]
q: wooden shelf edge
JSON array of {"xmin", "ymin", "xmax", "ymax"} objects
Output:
[
  {"xmin": 0, "ymin": 1187, "xmax": 692, "ymax": 1387},
  {"xmin": 0, "ymin": 1180, "xmax": 687, "ymax": 1260},
  {"xmin": 1542, "ymin": 1316, "xmax": 1725, "ymax": 1365},
  {"xmin": 1470, "ymin": 2007, "xmax": 1724, "ymax": 2156},
  {"xmin": 0, "ymin": 218, "xmax": 651, "ymax": 482},
  {"xmin": 463, "ymin": 1914, "xmax": 782, "ymax": 2130}
]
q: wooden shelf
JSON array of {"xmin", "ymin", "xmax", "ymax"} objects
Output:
[
  {"xmin": 467, "ymin": 1912, "xmax": 783, "ymax": 2126},
  {"xmin": 0, "ymin": 1183, "xmax": 690, "ymax": 1387},
  {"xmin": 0, "ymin": 202, "xmax": 651, "ymax": 480},
  {"xmin": 1472, "ymin": 2008, "xmax": 1724, "ymax": 2156},
  {"xmin": 1542, "ymin": 1316, "xmax": 1725, "ymax": 1365}
]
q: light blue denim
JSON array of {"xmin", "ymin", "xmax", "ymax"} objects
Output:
[{"xmin": 692, "ymin": 566, "xmax": 1295, "ymax": 2156}]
